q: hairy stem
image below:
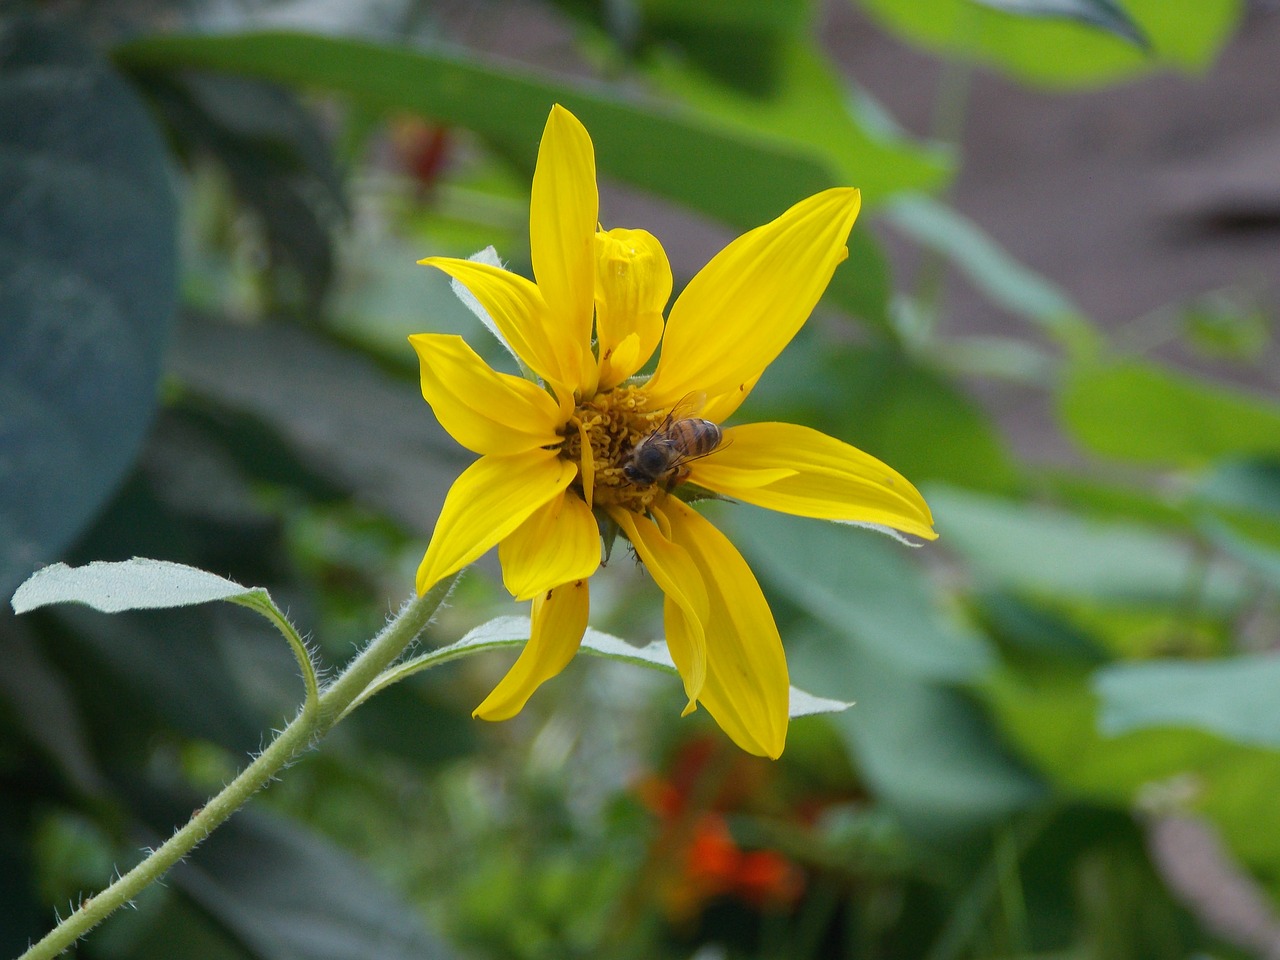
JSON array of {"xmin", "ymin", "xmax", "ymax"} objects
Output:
[{"xmin": 19, "ymin": 575, "xmax": 457, "ymax": 960}]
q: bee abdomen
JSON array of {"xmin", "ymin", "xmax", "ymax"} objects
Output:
[{"xmin": 666, "ymin": 418, "xmax": 722, "ymax": 457}]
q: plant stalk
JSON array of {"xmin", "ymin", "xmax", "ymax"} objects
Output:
[{"xmin": 18, "ymin": 575, "xmax": 456, "ymax": 960}]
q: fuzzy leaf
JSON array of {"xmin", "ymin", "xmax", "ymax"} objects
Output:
[
  {"xmin": 12, "ymin": 558, "xmax": 260, "ymax": 614},
  {"xmin": 425, "ymin": 616, "xmax": 853, "ymax": 719}
]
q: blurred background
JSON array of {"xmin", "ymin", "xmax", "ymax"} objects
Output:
[{"xmin": 3, "ymin": 0, "xmax": 1280, "ymax": 957}]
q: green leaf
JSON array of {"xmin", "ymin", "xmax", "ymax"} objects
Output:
[
  {"xmin": 927, "ymin": 486, "xmax": 1246, "ymax": 608},
  {"xmin": 354, "ymin": 615, "xmax": 852, "ymax": 720},
  {"xmin": 13, "ymin": 559, "xmax": 259, "ymax": 614},
  {"xmin": 1094, "ymin": 654, "xmax": 1280, "ymax": 748},
  {"xmin": 966, "ymin": 0, "xmax": 1149, "ymax": 48},
  {"xmin": 723, "ymin": 506, "xmax": 994, "ymax": 682},
  {"xmin": 855, "ymin": 0, "xmax": 1241, "ymax": 88},
  {"xmin": 12, "ymin": 557, "xmax": 316, "ymax": 707},
  {"xmin": 0, "ymin": 17, "xmax": 178, "ymax": 598},
  {"xmin": 114, "ymin": 29, "xmax": 941, "ymax": 336},
  {"xmin": 1059, "ymin": 359, "xmax": 1280, "ymax": 467}
]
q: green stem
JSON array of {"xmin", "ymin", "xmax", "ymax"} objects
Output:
[
  {"xmin": 18, "ymin": 574, "xmax": 458, "ymax": 960},
  {"xmin": 233, "ymin": 592, "xmax": 320, "ymax": 713}
]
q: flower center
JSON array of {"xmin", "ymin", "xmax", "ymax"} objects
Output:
[{"xmin": 561, "ymin": 386, "xmax": 669, "ymax": 512}]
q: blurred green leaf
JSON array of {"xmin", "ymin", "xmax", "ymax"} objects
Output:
[
  {"xmin": 1181, "ymin": 292, "xmax": 1272, "ymax": 362},
  {"xmin": 555, "ymin": 0, "xmax": 812, "ymax": 81},
  {"xmin": 855, "ymin": 0, "xmax": 1241, "ymax": 87},
  {"xmin": 1041, "ymin": 471, "xmax": 1195, "ymax": 530},
  {"xmin": 724, "ymin": 506, "xmax": 993, "ymax": 682},
  {"xmin": 0, "ymin": 17, "xmax": 178, "ymax": 598},
  {"xmin": 115, "ymin": 30, "xmax": 945, "ymax": 329},
  {"xmin": 115, "ymin": 31, "xmax": 945, "ymax": 224},
  {"xmin": 1095, "ymin": 654, "xmax": 1280, "ymax": 747},
  {"xmin": 966, "ymin": 0, "xmax": 1149, "ymax": 48},
  {"xmin": 1059, "ymin": 360, "xmax": 1280, "ymax": 467},
  {"xmin": 643, "ymin": 0, "xmax": 812, "ymax": 33},
  {"xmin": 788, "ymin": 624, "xmax": 1044, "ymax": 834},
  {"xmin": 93, "ymin": 887, "xmax": 256, "ymax": 960},
  {"xmin": 884, "ymin": 194, "xmax": 1096, "ymax": 350},
  {"xmin": 1198, "ymin": 517, "xmax": 1280, "ymax": 589},
  {"xmin": 1192, "ymin": 458, "xmax": 1280, "ymax": 523},
  {"xmin": 976, "ymin": 592, "xmax": 1110, "ymax": 666},
  {"xmin": 168, "ymin": 317, "xmax": 468, "ymax": 534},
  {"xmin": 645, "ymin": 38, "xmax": 950, "ymax": 206},
  {"xmin": 141, "ymin": 809, "xmax": 456, "ymax": 960},
  {"xmin": 927, "ymin": 486, "xmax": 1246, "ymax": 609},
  {"xmin": 0, "ymin": 798, "xmax": 41, "ymax": 956},
  {"xmin": 48, "ymin": 602, "xmax": 295, "ymax": 752},
  {"xmin": 139, "ymin": 71, "xmax": 347, "ymax": 314},
  {"xmin": 985, "ymin": 661, "xmax": 1280, "ymax": 879},
  {"xmin": 0, "ymin": 623, "xmax": 105, "ymax": 799}
]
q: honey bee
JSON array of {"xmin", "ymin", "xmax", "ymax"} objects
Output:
[{"xmin": 623, "ymin": 394, "xmax": 724, "ymax": 488}]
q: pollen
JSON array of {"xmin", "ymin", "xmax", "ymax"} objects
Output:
[{"xmin": 561, "ymin": 385, "xmax": 667, "ymax": 511}]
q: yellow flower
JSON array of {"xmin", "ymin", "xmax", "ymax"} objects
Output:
[{"xmin": 410, "ymin": 105, "xmax": 936, "ymax": 758}]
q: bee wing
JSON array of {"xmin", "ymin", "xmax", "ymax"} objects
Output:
[{"xmin": 661, "ymin": 391, "xmax": 708, "ymax": 425}]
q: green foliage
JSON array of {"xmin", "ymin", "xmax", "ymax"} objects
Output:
[
  {"xmin": 1096, "ymin": 653, "xmax": 1280, "ymax": 747},
  {"xmin": 4, "ymin": 1, "xmax": 1274, "ymax": 958},
  {"xmin": 855, "ymin": 0, "xmax": 1241, "ymax": 87},
  {"xmin": 0, "ymin": 17, "xmax": 177, "ymax": 599},
  {"xmin": 1061, "ymin": 359, "xmax": 1280, "ymax": 466},
  {"xmin": 966, "ymin": 0, "xmax": 1150, "ymax": 48}
]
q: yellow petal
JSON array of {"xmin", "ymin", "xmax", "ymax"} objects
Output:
[
  {"xmin": 701, "ymin": 374, "xmax": 761, "ymax": 424},
  {"xmin": 658, "ymin": 499, "xmax": 789, "ymax": 759},
  {"xmin": 409, "ymin": 333, "xmax": 563, "ymax": 455},
  {"xmin": 595, "ymin": 228, "xmax": 671, "ymax": 388},
  {"xmin": 473, "ymin": 578, "xmax": 590, "ymax": 721},
  {"xmin": 416, "ymin": 452, "xmax": 577, "ymax": 594},
  {"xmin": 530, "ymin": 105, "xmax": 598, "ymax": 392},
  {"xmin": 609, "ymin": 506, "xmax": 709, "ymax": 706},
  {"xmin": 690, "ymin": 422, "xmax": 937, "ymax": 540},
  {"xmin": 499, "ymin": 492, "xmax": 600, "ymax": 601},
  {"xmin": 418, "ymin": 256, "xmax": 579, "ymax": 399},
  {"xmin": 644, "ymin": 188, "xmax": 861, "ymax": 409}
]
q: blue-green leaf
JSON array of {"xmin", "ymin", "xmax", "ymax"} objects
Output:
[
  {"xmin": 0, "ymin": 18, "xmax": 178, "ymax": 598},
  {"xmin": 927, "ymin": 485, "xmax": 1246, "ymax": 608},
  {"xmin": 1095, "ymin": 654, "xmax": 1280, "ymax": 748}
]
